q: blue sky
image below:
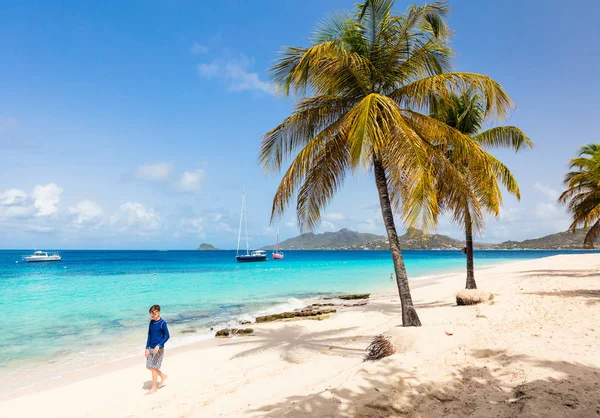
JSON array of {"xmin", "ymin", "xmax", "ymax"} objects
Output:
[{"xmin": 1, "ymin": 0, "xmax": 599, "ymax": 249}]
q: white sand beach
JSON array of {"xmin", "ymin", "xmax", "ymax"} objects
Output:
[{"xmin": 3, "ymin": 253, "xmax": 600, "ymax": 417}]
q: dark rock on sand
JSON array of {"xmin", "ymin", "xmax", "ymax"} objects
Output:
[
  {"xmin": 215, "ymin": 328, "xmax": 254, "ymax": 337},
  {"xmin": 255, "ymin": 309, "xmax": 337, "ymax": 323}
]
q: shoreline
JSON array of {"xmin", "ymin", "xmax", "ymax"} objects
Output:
[
  {"xmin": 0, "ymin": 256, "xmax": 533, "ymax": 400},
  {"xmin": 4, "ymin": 253, "xmax": 599, "ymax": 417}
]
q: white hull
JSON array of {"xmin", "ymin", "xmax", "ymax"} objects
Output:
[{"xmin": 24, "ymin": 256, "xmax": 62, "ymax": 262}]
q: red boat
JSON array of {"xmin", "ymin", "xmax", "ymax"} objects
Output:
[{"xmin": 272, "ymin": 228, "xmax": 284, "ymax": 259}]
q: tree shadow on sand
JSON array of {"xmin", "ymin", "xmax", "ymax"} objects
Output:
[
  {"xmin": 523, "ymin": 289, "xmax": 600, "ymax": 305},
  {"xmin": 518, "ymin": 269, "xmax": 600, "ymax": 279},
  {"xmin": 248, "ymin": 350, "xmax": 600, "ymax": 417},
  {"xmin": 221, "ymin": 326, "xmax": 367, "ymax": 364}
]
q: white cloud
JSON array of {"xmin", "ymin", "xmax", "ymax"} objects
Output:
[
  {"xmin": 535, "ymin": 202, "xmax": 562, "ymax": 220},
  {"xmin": 177, "ymin": 217, "xmax": 205, "ymax": 236},
  {"xmin": 110, "ymin": 202, "xmax": 161, "ymax": 232},
  {"xmin": 196, "ymin": 55, "xmax": 273, "ymax": 95},
  {"xmin": 135, "ymin": 162, "xmax": 173, "ymax": 182},
  {"xmin": 32, "ymin": 183, "xmax": 63, "ymax": 216},
  {"xmin": 319, "ymin": 221, "xmax": 337, "ymax": 232},
  {"xmin": 533, "ymin": 182, "xmax": 560, "ymax": 200},
  {"xmin": 1, "ymin": 188, "xmax": 27, "ymax": 205},
  {"xmin": 176, "ymin": 168, "xmax": 204, "ymax": 192},
  {"xmin": 0, "ymin": 188, "xmax": 34, "ymax": 219},
  {"xmin": 324, "ymin": 213, "xmax": 345, "ymax": 221},
  {"xmin": 191, "ymin": 42, "xmax": 208, "ymax": 55},
  {"xmin": 69, "ymin": 200, "xmax": 103, "ymax": 225}
]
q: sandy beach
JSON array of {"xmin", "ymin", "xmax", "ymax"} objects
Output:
[{"xmin": 3, "ymin": 253, "xmax": 599, "ymax": 417}]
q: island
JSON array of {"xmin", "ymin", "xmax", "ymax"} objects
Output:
[{"xmin": 196, "ymin": 243, "xmax": 219, "ymax": 251}]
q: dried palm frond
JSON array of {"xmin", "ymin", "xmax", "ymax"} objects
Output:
[{"xmin": 364, "ymin": 334, "xmax": 396, "ymax": 361}]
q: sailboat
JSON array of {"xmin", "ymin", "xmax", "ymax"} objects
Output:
[
  {"xmin": 236, "ymin": 191, "xmax": 267, "ymax": 263},
  {"xmin": 272, "ymin": 228, "xmax": 284, "ymax": 259}
]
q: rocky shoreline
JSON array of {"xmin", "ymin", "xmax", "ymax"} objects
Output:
[{"xmin": 214, "ymin": 293, "xmax": 371, "ymax": 338}]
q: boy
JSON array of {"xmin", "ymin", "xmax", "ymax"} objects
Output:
[{"xmin": 145, "ymin": 304, "xmax": 170, "ymax": 395}]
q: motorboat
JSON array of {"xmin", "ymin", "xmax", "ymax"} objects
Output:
[{"xmin": 23, "ymin": 251, "xmax": 62, "ymax": 262}]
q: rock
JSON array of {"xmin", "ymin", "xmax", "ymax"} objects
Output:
[
  {"xmin": 456, "ymin": 290, "xmax": 494, "ymax": 306},
  {"xmin": 215, "ymin": 328, "xmax": 254, "ymax": 337},
  {"xmin": 323, "ymin": 293, "xmax": 370, "ymax": 300},
  {"xmin": 215, "ymin": 329, "xmax": 231, "ymax": 337},
  {"xmin": 255, "ymin": 309, "xmax": 337, "ymax": 323},
  {"xmin": 239, "ymin": 320, "xmax": 251, "ymax": 325},
  {"xmin": 181, "ymin": 328, "xmax": 196, "ymax": 334}
]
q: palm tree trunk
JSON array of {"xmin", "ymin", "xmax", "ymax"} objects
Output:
[
  {"xmin": 464, "ymin": 210, "xmax": 477, "ymax": 289},
  {"xmin": 583, "ymin": 219, "xmax": 600, "ymax": 249},
  {"xmin": 373, "ymin": 157, "xmax": 421, "ymax": 326}
]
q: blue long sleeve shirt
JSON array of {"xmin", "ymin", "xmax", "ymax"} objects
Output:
[{"xmin": 146, "ymin": 318, "xmax": 170, "ymax": 349}]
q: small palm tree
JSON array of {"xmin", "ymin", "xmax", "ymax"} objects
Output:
[
  {"xmin": 430, "ymin": 91, "xmax": 532, "ymax": 289},
  {"xmin": 559, "ymin": 144, "xmax": 600, "ymax": 249},
  {"xmin": 259, "ymin": 0, "xmax": 513, "ymax": 326}
]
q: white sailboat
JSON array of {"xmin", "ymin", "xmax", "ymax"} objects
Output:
[{"xmin": 236, "ymin": 192, "xmax": 267, "ymax": 263}]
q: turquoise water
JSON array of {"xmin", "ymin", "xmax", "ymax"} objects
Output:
[{"xmin": 0, "ymin": 249, "xmax": 594, "ymax": 394}]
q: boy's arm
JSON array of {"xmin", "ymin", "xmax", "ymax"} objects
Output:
[
  {"xmin": 158, "ymin": 321, "xmax": 170, "ymax": 347},
  {"xmin": 146, "ymin": 322, "xmax": 151, "ymax": 349}
]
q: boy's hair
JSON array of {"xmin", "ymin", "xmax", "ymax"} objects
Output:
[{"xmin": 149, "ymin": 304, "xmax": 161, "ymax": 313}]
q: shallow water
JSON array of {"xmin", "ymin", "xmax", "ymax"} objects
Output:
[{"xmin": 0, "ymin": 249, "xmax": 594, "ymax": 394}]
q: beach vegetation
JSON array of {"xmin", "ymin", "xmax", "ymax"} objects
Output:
[
  {"xmin": 559, "ymin": 144, "xmax": 600, "ymax": 249},
  {"xmin": 429, "ymin": 90, "xmax": 532, "ymax": 289},
  {"xmin": 260, "ymin": 0, "xmax": 513, "ymax": 326}
]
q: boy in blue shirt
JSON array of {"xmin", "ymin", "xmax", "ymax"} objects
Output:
[{"xmin": 145, "ymin": 304, "xmax": 170, "ymax": 395}]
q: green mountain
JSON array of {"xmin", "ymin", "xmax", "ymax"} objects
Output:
[
  {"xmin": 495, "ymin": 229, "xmax": 590, "ymax": 249},
  {"xmin": 261, "ymin": 228, "xmax": 383, "ymax": 250},
  {"xmin": 260, "ymin": 228, "xmax": 593, "ymax": 250},
  {"xmin": 196, "ymin": 243, "xmax": 219, "ymax": 251}
]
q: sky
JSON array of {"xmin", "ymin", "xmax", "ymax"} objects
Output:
[{"xmin": 1, "ymin": 0, "xmax": 599, "ymax": 250}]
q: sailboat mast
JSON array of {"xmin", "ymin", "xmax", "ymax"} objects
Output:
[
  {"xmin": 276, "ymin": 227, "xmax": 279, "ymax": 252},
  {"xmin": 244, "ymin": 193, "xmax": 249, "ymax": 255},
  {"xmin": 236, "ymin": 192, "xmax": 245, "ymax": 256}
]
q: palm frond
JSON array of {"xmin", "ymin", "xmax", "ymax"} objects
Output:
[{"xmin": 475, "ymin": 126, "xmax": 534, "ymax": 151}]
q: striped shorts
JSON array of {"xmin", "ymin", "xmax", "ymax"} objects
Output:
[{"xmin": 146, "ymin": 347, "xmax": 164, "ymax": 370}]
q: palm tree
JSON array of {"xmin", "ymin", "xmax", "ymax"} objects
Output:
[
  {"xmin": 259, "ymin": 0, "xmax": 513, "ymax": 326},
  {"xmin": 430, "ymin": 91, "xmax": 532, "ymax": 289},
  {"xmin": 559, "ymin": 144, "xmax": 600, "ymax": 249}
]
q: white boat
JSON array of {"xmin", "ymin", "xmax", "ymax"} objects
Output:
[
  {"xmin": 236, "ymin": 192, "xmax": 267, "ymax": 263},
  {"xmin": 23, "ymin": 251, "xmax": 62, "ymax": 262}
]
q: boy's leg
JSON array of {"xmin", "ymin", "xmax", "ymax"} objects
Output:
[
  {"xmin": 157, "ymin": 369, "xmax": 168, "ymax": 387},
  {"xmin": 146, "ymin": 369, "xmax": 159, "ymax": 395}
]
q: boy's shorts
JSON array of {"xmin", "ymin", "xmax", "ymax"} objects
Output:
[{"xmin": 146, "ymin": 347, "xmax": 164, "ymax": 370}]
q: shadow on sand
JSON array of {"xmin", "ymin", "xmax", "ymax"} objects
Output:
[
  {"xmin": 518, "ymin": 269, "xmax": 600, "ymax": 279},
  {"xmin": 248, "ymin": 350, "xmax": 600, "ymax": 417},
  {"xmin": 221, "ymin": 325, "xmax": 367, "ymax": 364},
  {"xmin": 524, "ymin": 289, "xmax": 600, "ymax": 305}
]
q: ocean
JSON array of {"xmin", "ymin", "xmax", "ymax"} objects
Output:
[{"xmin": 0, "ymin": 249, "xmax": 594, "ymax": 395}]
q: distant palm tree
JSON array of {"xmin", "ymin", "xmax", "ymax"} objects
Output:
[
  {"xmin": 559, "ymin": 144, "xmax": 600, "ymax": 249},
  {"xmin": 259, "ymin": 0, "xmax": 513, "ymax": 326},
  {"xmin": 430, "ymin": 91, "xmax": 532, "ymax": 289}
]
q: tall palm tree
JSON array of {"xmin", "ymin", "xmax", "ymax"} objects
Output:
[
  {"xmin": 430, "ymin": 91, "xmax": 532, "ymax": 289},
  {"xmin": 559, "ymin": 144, "xmax": 600, "ymax": 249},
  {"xmin": 259, "ymin": 0, "xmax": 513, "ymax": 326}
]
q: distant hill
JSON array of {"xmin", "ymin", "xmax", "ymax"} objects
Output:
[
  {"xmin": 495, "ymin": 229, "xmax": 590, "ymax": 249},
  {"xmin": 261, "ymin": 228, "xmax": 383, "ymax": 250},
  {"xmin": 261, "ymin": 227, "xmax": 468, "ymax": 250},
  {"xmin": 196, "ymin": 243, "xmax": 219, "ymax": 250},
  {"xmin": 260, "ymin": 227, "xmax": 593, "ymax": 250}
]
